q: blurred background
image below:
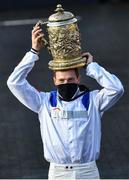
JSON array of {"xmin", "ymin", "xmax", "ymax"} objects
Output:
[{"xmin": 0, "ymin": 0, "xmax": 129, "ymax": 178}]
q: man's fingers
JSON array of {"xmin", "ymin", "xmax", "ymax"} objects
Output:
[
  {"xmin": 32, "ymin": 28, "xmax": 42, "ymax": 35},
  {"xmin": 35, "ymin": 34, "xmax": 44, "ymax": 42},
  {"xmin": 32, "ymin": 26, "xmax": 39, "ymax": 32},
  {"xmin": 82, "ymin": 52, "xmax": 93, "ymax": 59},
  {"xmin": 81, "ymin": 52, "xmax": 93, "ymax": 65},
  {"xmin": 32, "ymin": 29, "xmax": 44, "ymax": 39},
  {"xmin": 32, "ymin": 26, "xmax": 41, "ymax": 34},
  {"xmin": 82, "ymin": 52, "xmax": 91, "ymax": 58},
  {"xmin": 82, "ymin": 53, "xmax": 89, "ymax": 63}
]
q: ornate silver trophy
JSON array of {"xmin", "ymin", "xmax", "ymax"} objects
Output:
[{"xmin": 38, "ymin": 4, "xmax": 86, "ymax": 70}]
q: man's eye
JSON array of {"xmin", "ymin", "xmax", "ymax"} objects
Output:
[{"xmin": 68, "ymin": 78, "xmax": 74, "ymax": 82}]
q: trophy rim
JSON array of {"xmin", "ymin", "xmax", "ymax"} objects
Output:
[{"xmin": 48, "ymin": 57, "xmax": 86, "ymax": 70}]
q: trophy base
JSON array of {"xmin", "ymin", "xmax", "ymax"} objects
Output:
[{"xmin": 48, "ymin": 57, "xmax": 86, "ymax": 70}]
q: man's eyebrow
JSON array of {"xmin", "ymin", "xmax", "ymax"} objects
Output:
[{"xmin": 68, "ymin": 77, "xmax": 75, "ymax": 80}]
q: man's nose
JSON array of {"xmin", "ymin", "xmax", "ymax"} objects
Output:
[{"xmin": 63, "ymin": 80, "xmax": 69, "ymax": 84}]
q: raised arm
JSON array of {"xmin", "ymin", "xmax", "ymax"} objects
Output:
[
  {"xmin": 84, "ymin": 53, "xmax": 124, "ymax": 112},
  {"xmin": 7, "ymin": 24, "xmax": 45, "ymax": 113}
]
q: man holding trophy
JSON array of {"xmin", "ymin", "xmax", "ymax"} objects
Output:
[{"xmin": 7, "ymin": 4, "xmax": 124, "ymax": 179}]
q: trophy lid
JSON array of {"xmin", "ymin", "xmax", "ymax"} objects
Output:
[{"xmin": 47, "ymin": 4, "xmax": 77, "ymax": 26}]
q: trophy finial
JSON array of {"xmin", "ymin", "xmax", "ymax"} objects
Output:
[{"xmin": 55, "ymin": 4, "xmax": 64, "ymax": 13}]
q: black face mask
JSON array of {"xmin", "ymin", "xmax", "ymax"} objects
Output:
[{"xmin": 57, "ymin": 83, "xmax": 78, "ymax": 101}]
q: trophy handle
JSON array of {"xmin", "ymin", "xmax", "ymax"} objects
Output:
[{"xmin": 36, "ymin": 20, "xmax": 51, "ymax": 53}]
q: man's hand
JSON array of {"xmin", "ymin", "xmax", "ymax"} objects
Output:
[
  {"xmin": 82, "ymin": 52, "xmax": 93, "ymax": 66},
  {"xmin": 31, "ymin": 24, "xmax": 45, "ymax": 52}
]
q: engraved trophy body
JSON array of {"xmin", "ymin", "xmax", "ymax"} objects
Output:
[{"xmin": 39, "ymin": 4, "xmax": 86, "ymax": 70}]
